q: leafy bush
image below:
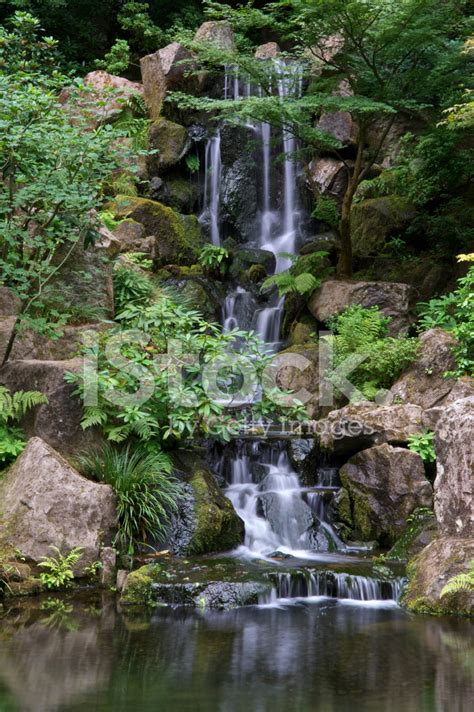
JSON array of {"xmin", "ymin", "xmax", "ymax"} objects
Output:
[
  {"xmin": 441, "ymin": 560, "xmax": 474, "ymax": 598},
  {"xmin": 418, "ymin": 263, "xmax": 474, "ymax": 376},
  {"xmin": 198, "ymin": 244, "xmax": 229, "ymax": 275},
  {"xmin": 113, "ymin": 266, "xmax": 155, "ymax": 314},
  {"xmin": 77, "ymin": 444, "xmax": 181, "ymax": 555},
  {"xmin": 0, "ymin": 387, "xmax": 48, "ymax": 466},
  {"xmin": 407, "ymin": 432, "xmax": 436, "ymax": 463},
  {"xmin": 38, "ymin": 546, "xmax": 83, "ymax": 590},
  {"xmin": 261, "ymin": 251, "xmax": 330, "ymax": 298},
  {"xmin": 324, "ymin": 305, "xmax": 418, "ymax": 402}
]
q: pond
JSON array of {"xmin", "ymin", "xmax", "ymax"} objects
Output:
[{"xmin": 0, "ymin": 594, "xmax": 472, "ymax": 711}]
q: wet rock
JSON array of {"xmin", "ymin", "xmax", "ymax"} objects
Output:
[
  {"xmin": 339, "ymin": 444, "xmax": 433, "ymax": 545},
  {"xmin": 150, "ymin": 178, "xmax": 198, "ymax": 214},
  {"xmin": 350, "ymin": 196, "xmax": 416, "ymax": 257},
  {"xmin": 255, "ymin": 42, "xmax": 280, "ymax": 59},
  {"xmin": 404, "ymin": 537, "xmax": 474, "ymax": 616},
  {"xmin": 151, "ymin": 580, "xmax": 267, "ymax": 609},
  {"xmin": 308, "ymin": 279, "xmax": 415, "ymax": 335},
  {"xmin": 168, "ymin": 452, "xmax": 244, "ymax": 556},
  {"xmin": 391, "ymin": 329, "xmax": 458, "ymax": 408},
  {"xmin": 194, "ymin": 21, "xmax": 235, "ymax": 50},
  {"xmin": 100, "ymin": 547, "xmax": 117, "ymax": 588},
  {"xmin": 147, "ymin": 117, "xmax": 190, "ymax": 174},
  {"xmin": 0, "ymin": 437, "xmax": 116, "ymax": 573},
  {"xmin": 275, "ymin": 344, "xmax": 321, "ymax": 418},
  {"xmin": 220, "ymin": 124, "xmax": 259, "ymax": 242},
  {"xmin": 140, "ymin": 51, "xmax": 167, "ymax": 120},
  {"xmin": 300, "ymin": 231, "xmax": 340, "ymax": 257},
  {"xmin": 307, "ymin": 158, "xmax": 348, "ymax": 202},
  {"xmin": 109, "ymin": 196, "xmax": 203, "ymax": 267},
  {"xmin": 318, "ymin": 403, "xmax": 424, "ymax": 456},
  {"xmin": 229, "ymin": 248, "xmax": 276, "ymax": 279},
  {"xmin": 0, "ymin": 359, "xmax": 97, "ymax": 454},
  {"xmin": 366, "ymin": 113, "xmax": 424, "ymax": 168},
  {"xmin": 434, "ymin": 397, "xmax": 474, "ymax": 537},
  {"xmin": 59, "ymin": 70, "xmax": 143, "ymax": 127}
]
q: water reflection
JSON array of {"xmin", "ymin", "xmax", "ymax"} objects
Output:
[{"xmin": 0, "ymin": 595, "xmax": 472, "ymax": 711}]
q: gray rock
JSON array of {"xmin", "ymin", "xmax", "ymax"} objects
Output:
[
  {"xmin": 0, "ymin": 358, "xmax": 97, "ymax": 454},
  {"xmin": 404, "ymin": 537, "xmax": 474, "ymax": 616},
  {"xmin": 339, "ymin": 444, "xmax": 433, "ymax": 545},
  {"xmin": 100, "ymin": 547, "xmax": 117, "ymax": 588},
  {"xmin": 307, "ymin": 158, "xmax": 348, "ymax": 202},
  {"xmin": 151, "ymin": 580, "xmax": 268, "ymax": 609},
  {"xmin": 434, "ymin": 397, "xmax": 474, "ymax": 537},
  {"xmin": 158, "ymin": 42, "xmax": 195, "ymax": 90},
  {"xmin": 147, "ymin": 117, "xmax": 189, "ymax": 174},
  {"xmin": 255, "ymin": 42, "xmax": 280, "ymax": 59},
  {"xmin": 308, "ymin": 278, "xmax": 415, "ymax": 335},
  {"xmin": 194, "ymin": 21, "xmax": 235, "ymax": 50},
  {"xmin": 318, "ymin": 403, "xmax": 424, "ymax": 456},
  {"xmin": 391, "ymin": 328, "xmax": 457, "ymax": 408},
  {"xmin": 0, "ymin": 437, "xmax": 116, "ymax": 573},
  {"xmin": 10, "ymin": 323, "xmax": 109, "ymax": 361},
  {"xmin": 0, "ymin": 287, "xmax": 21, "ymax": 317}
]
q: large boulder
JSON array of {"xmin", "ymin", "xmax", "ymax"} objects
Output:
[
  {"xmin": 255, "ymin": 42, "xmax": 280, "ymax": 59},
  {"xmin": 308, "ymin": 279, "xmax": 415, "ymax": 335},
  {"xmin": 366, "ymin": 113, "xmax": 424, "ymax": 168},
  {"xmin": 109, "ymin": 196, "xmax": 203, "ymax": 266},
  {"xmin": 307, "ymin": 158, "xmax": 348, "ymax": 202},
  {"xmin": 0, "ymin": 359, "xmax": 95, "ymax": 454},
  {"xmin": 0, "ymin": 438, "xmax": 116, "ymax": 573},
  {"xmin": 112, "ymin": 219, "xmax": 154, "ymax": 256},
  {"xmin": 272, "ymin": 344, "xmax": 321, "ymax": 418},
  {"xmin": 147, "ymin": 117, "xmax": 189, "ymax": 175},
  {"xmin": 194, "ymin": 21, "xmax": 235, "ymax": 50},
  {"xmin": 167, "ymin": 452, "xmax": 244, "ymax": 555},
  {"xmin": 350, "ymin": 196, "xmax": 416, "ymax": 257},
  {"xmin": 318, "ymin": 403, "xmax": 423, "ymax": 456},
  {"xmin": 404, "ymin": 537, "xmax": 474, "ymax": 616},
  {"xmin": 59, "ymin": 70, "xmax": 143, "ymax": 127},
  {"xmin": 220, "ymin": 124, "xmax": 259, "ymax": 242},
  {"xmin": 158, "ymin": 42, "xmax": 195, "ymax": 91},
  {"xmin": 140, "ymin": 51, "xmax": 167, "ymax": 120},
  {"xmin": 434, "ymin": 397, "xmax": 474, "ymax": 537},
  {"xmin": 338, "ymin": 444, "xmax": 433, "ymax": 545},
  {"xmin": 149, "ymin": 177, "xmax": 198, "ymax": 214},
  {"xmin": 391, "ymin": 329, "xmax": 458, "ymax": 408}
]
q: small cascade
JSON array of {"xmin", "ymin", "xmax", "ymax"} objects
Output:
[
  {"xmin": 261, "ymin": 570, "xmax": 404, "ymax": 604},
  {"xmin": 220, "ymin": 441, "xmax": 345, "ymax": 558},
  {"xmin": 222, "ymin": 287, "xmax": 256, "ymax": 332}
]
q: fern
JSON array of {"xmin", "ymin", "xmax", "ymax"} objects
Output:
[
  {"xmin": 441, "ymin": 561, "xmax": 474, "ymax": 598},
  {"xmin": 0, "ymin": 387, "xmax": 48, "ymax": 466}
]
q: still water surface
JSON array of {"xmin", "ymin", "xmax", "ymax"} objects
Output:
[{"xmin": 0, "ymin": 595, "xmax": 472, "ymax": 712}]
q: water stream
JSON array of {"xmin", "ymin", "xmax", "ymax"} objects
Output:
[{"xmin": 200, "ymin": 61, "xmax": 399, "ymax": 604}]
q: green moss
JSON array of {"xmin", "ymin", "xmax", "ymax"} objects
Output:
[
  {"xmin": 108, "ymin": 196, "xmax": 203, "ymax": 267},
  {"xmin": 351, "ymin": 195, "xmax": 416, "ymax": 257},
  {"xmin": 162, "ymin": 179, "xmax": 197, "ymax": 213},
  {"xmin": 187, "ymin": 469, "xmax": 244, "ymax": 555},
  {"xmin": 147, "ymin": 118, "xmax": 188, "ymax": 173},
  {"xmin": 121, "ymin": 564, "xmax": 161, "ymax": 607},
  {"xmin": 386, "ymin": 511, "xmax": 436, "ymax": 561}
]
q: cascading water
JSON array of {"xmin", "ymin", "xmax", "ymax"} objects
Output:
[{"xmin": 202, "ymin": 60, "xmax": 400, "ymax": 604}]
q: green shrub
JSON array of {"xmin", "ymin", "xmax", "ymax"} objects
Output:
[
  {"xmin": 261, "ymin": 251, "xmax": 330, "ymax": 298},
  {"xmin": 198, "ymin": 244, "xmax": 229, "ymax": 276},
  {"xmin": 324, "ymin": 305, "xmax": 418, "ymax": 402},
  {"xmin": 418, "ymin": 263, "xmax": 474, "ymax": 377},
  {"xmin": 38, "ymin": 546, "xmax": 83, "ymax": 590},
  {"xmin": 76, "ymin": 444, "xmax": 181, "ymax": 555},
  {"xmin": 0, "ymin": 387, "xmax": 48, "ymax": 466},
  {"xmin": 407, "ymin": 431, "xmax": 436, "ymax": 463},
  {"xmin": 113, "ymin": 266, "xmax": 155, "ymax": 314}
]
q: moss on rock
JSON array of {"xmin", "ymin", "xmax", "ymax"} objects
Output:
[
  {"xmin": 147, "ymin": 118, "xmax": 188, "ymax": 174},
  {"xmin": 187, "ymin": 469, "xmax": 244, "ymax": 555},
  {"xmin": 108, "ymin": 196, "xmax": 203, "ymax": 267},
  {"xmin": 351, "ymin": 195, "xmax": 416, "ymax": 257},
  {"xmin": 121, "ymin": 564, "xmax": 161, "ymax": 607}
]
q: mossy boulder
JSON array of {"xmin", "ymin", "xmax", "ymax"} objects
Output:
[
  {"xmin": 147, "ymin": 117, "xmax": 189, "ymax": 175},
  {"xmin": 168, "ymin": 451, "xmax": 244, "ymax": 556},
  {"xmin": 109, "ymin": 196, "xmax": 203, "ymax": 266},
  {"xmin": 150, "ymin": 177, "xmax": 198, "ymax": 214},
  {"xmin": 121, "ymin": 564, "xmax": 161, "ymax": 606},
  {"xmin": 350, "ymin": 195, "xmax": 416, "ymax": 257},
  {"xmin": 403, "ymin": 537, "xmax": 474, "ymax": 616},
  {"xmin": 338, "ymin": 444, "xmax": 433, "ymax": 546}
]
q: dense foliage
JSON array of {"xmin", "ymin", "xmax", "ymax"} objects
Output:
[{"xmin": 0, "ymin": 386, "xmax": 48, "ymax": 465}]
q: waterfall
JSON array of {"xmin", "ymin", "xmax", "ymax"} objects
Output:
[
  {"xmin": 260, "ymin": 571, "xmax": 404, "ymax": 604},
  {"xmin": 200, "ymin": 130, "xmax": 222, "ymax": 246}
]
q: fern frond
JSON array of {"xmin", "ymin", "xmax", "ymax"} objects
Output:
[
  {"xmin": 294, "ymin": 272, "xmax": 319, "ymax": 296},
  {"xmin": 81, "ymin": 407, "xmax": 108, "ymax": 430},
  {"xmin": 440, "ymin": 560, "xmax": 474, "ymax": 597}
]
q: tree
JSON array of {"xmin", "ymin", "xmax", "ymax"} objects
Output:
[
  {"xmin": 171, "ymin": 0, "xmax": 471, "ymax": 276},
  {"xmin": 0, "ymin": 13, "xmax": 123, "ymax": 362}
]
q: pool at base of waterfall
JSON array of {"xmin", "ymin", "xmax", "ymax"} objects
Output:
[{"xmin": 0, "ymin": 591, "xmax": 472, "ymax": 711}]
